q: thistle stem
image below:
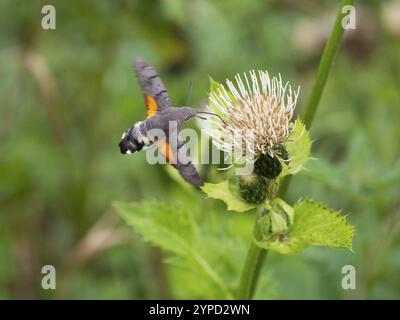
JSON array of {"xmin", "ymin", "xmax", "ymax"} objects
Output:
[
  {"xmin": 302, "ymin": 0, "xmax": 355, "ymax": 129},
  {"xmin": 237, "ymin": 0, "xmax": 355, "ymax": 299},
  {"xmin": 238, "ymin": 242, "xmax": 267, "ymax": 299},
  {"xmin": 238, "ymin": 207, "xmax": 267, "ymax": 299}
]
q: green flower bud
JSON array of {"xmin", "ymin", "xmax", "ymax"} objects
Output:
[
  {"xmin": 257, "ymin": 212, "xmax": 271, "ymax": 240},
  {"xmin": 276, "ymin": 144, "xmax": 289, "ymax": 162},
  {"xmin": 274, "ymin": 198, "xmax": 294, "ymax": 225},
  {"xmin": 257, "ymin": 198, "xmax": 295, "ymax": 240},
  {"xmin": 239, "ymin": 174, "xmax": 267, "ymax": 204},
  {"xmin": 254, "ymin": 154, "xmax": 282, "ymax": 179},
  {"xmin": 270, "ymin": 209, "xmax": 289, "ymax": 234}
]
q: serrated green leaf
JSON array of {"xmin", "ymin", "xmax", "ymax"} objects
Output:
[
  {"xmin": 255, "ymin": 199, "xmax": 355, "ymax": 254},
  {"xmin": 115, "ymin": 200, "xmax": 235, "ymax": 299},
  {"xmin": 281, "ymin": 119, "xmax": 312, "ymax": 177},
  {"xmin": 201, "ymin": 180, "xmax": 257, "ymax": 212},
  {"xmin": 115, "ymin": 201, "xmax": 194, "ymax": 256}
]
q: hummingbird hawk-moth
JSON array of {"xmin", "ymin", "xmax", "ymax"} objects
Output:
[{"xmin": 119, "ymin": 58, "xmax": 207, "ymax": 186}]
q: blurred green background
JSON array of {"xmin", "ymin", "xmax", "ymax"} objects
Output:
[{"xmin": 1, "ymin": 0, "xmax": 399, "ymax": 299}]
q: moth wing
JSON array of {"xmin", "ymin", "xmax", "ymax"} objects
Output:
[
  {"xmin": 155, "ymin": 139, "xmax": 176, "ymax": 164},
  {"xmin": 155, "ymin": 135, "xmax": 203, "ymax": 187},
  {"xmin": 175, "ymin": 139, "xmax": 203, "ymax": 186},
  {"xmin": 176, "ymin": 159, "xmax": 203, "ymax": 187},
  {"xmin": 134, "ymin": 58, "xmax": 172, "ymax": 119}
]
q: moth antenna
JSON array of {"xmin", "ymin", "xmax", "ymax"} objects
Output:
[{"xmin": 196, "ymin": 111, "xmax": 227, "ymax": 126}]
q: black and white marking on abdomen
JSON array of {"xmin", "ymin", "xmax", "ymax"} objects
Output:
[
  {"xmin": 134, "ymin": 121, "xmax": 152, "ymax": 146},
  {"xmin": 119, "ymin": 124, "xmax": 145, "ymax": 155}
]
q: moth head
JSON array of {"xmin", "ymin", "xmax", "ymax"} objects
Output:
[{"xmin": 179, "ymin": 107, "xmax": 198, "ymax": 121}]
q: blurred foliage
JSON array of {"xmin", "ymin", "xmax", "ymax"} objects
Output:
[{"xmin": 0, "ymin": 0, "xmax": 399, "ymax": 299}]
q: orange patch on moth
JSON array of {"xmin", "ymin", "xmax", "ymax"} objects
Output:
[
  {"xmin": 157, "ymin": 141, "xmax": 176, "ymax": 164},
  {"xmin": 145, "ymin": 95, "xmax": 158, "ymax": 118}
]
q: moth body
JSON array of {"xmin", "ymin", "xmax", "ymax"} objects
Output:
[{"xmin": 118, "ymin": 58, "xmax": 203, "ymax": 186}]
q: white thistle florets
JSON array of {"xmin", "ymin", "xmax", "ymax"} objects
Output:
[{"xmin": 205, "ymin": 70, "xmax": 299, "ymax": 163}]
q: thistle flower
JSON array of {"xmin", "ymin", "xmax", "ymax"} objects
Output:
[{"xmin": 205, "ymin": 70, "xmax": 299, "ymax": 165}]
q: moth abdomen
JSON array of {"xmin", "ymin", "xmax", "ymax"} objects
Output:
[
  {"xmin": 119, "ymin": 126, "xmax": 143, "ymax": 154},
  {"xmin": 119, "ymin": 120, "xmax": 156, "ymax": 155}
]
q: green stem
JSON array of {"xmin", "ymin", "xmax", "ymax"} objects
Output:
[
  {"xmin": 238, "ymin": 242, "xmax": 267, "ymax": 299},
  {"xmin": 238, "ymin": 207, "xmax": 267, "ymax": 299},
  {"xmin": 303, "ymin": 0, "xmax": 355, "ymax": 130},
  {"xmin": 237, "ymin": 0, "xmax": 355, "ymax": 299}
]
